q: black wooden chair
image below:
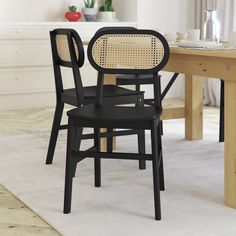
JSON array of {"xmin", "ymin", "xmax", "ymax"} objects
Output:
[
  {"xmin": 93, "ymin": 26, "xmax": 146, "ymax": 162},
  {"xmin": 46, "ymin": 28, "xmax": 146, "ymax": 170},
  {"xmin": 63, "ymin": 29, "xmax": 170, "ymax": 220},
  {"xmin": 219, "ymin": 80, "xmax": 224, "ymax": 142}
]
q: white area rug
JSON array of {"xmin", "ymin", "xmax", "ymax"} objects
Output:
[{"xmin": 1, "ymin": 118, "xmax": 236, "ymax": 236}]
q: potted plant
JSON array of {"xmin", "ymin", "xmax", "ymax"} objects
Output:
[
  {"xmin": 98, "ymin": 0, "xmax": 116, "ymax": 21},
  {"xmin": 83, "ymin": 0, "xmax": 97, "ymax": 22},
  {"xmin": 65, "ymin": 6, "xmax": 81, "ymax": 22}
]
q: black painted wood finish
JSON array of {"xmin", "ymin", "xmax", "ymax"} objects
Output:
[{"xmin": 63, "ymin": 29, "xmax": 170, "ymax": 220}]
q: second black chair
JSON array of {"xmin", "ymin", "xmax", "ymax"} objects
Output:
[
  {"xmin": 46, "ymin": 28, "xmax": 146, "ymax": 170},
  {"xmin": 63, "ymin": 29, "xmax": 170, "ymax": 220},
  {"xmin": 219, "ymin": 80, "xmax": 224, "ymax": 142}
]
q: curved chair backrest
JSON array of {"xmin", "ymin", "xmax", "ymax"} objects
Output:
[
  {"xmin": 87, "ymin": 29, "xmax": 169, "ymax": 75},
  {"xmin": 50, "ymin": 28, "xmax": 85, "ymax": 105},
  {"xmin": 95, "ymin": 26, "xmax": 137, "ymax": 35},
  {"xmin": 50, "ymin": 28, "xmax": 84, "ymax": 68}
]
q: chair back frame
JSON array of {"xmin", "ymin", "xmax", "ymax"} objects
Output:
[
  {"xmin": 95, "ymin": 26, "xmax": 137, "ymax": 35},
  {"xmin": 87, "ymin": 29, "xmax": 170, "ymax": 108},
  {"xmin": 88, "ymin": 29, "xmax": 169, "ymax": 75},
  {"xmin": 49, "ymin": 28, "xmax": 85, "ymax": 106}
]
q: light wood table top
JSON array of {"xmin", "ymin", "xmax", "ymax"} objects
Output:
[{"xmin": 170, "ymin": 46, "xmax": 236, "ymax": 58}]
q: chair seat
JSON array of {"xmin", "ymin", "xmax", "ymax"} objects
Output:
[
  {"xmin": 116, "ymin": 74, "xmax": 154, "ymax": 79},
  {"xmin": 61, "ymin": 85, "xmax": 144, "ymax": 106},
  {"xmin": 116, "ymin": 74, "xmax": 158, "ymax": 85},
  {"xmin": 67, "ymin": 105, "xmax": 162, "ymax": 129}
]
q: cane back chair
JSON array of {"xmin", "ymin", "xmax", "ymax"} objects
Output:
[
  {"xmin": 95, "ymin": 26, "xmax": 147, "ymax": 164},
  {"xmin": 46, "ymin": 28, "xmax": 146, "ymax": 170},
  {"xmin": 64, "ymin": 29, "xmax": 170, "ymax": 220},
  {"xmin": 219, "ymin": 80, "xmax": 224, "ymax": 142}
]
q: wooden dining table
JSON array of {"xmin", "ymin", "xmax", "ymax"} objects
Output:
[
  {"xmin": 84, "ymin": 38, "xmax": 236, "ymax": 209},
  {"xmin": 163, "ymin": 46, "xmax": 236, "ymax": 209}
]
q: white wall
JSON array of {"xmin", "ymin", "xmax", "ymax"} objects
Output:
[
  {"xmin": 0, "ymin": 0, "xmax": 68, "ymax": 22},
  {"xmin": 137, "ymin": 0, "xmax": 195, "ymax": 99},
  {"xmin": 0, "ymin": 0, "xmax": 136, "ymax": 22},
  {"xmin": 113, "ymin": 0, "xmax": 137, "ymax": 21},
  {"xmin": 138, "ymin": 0, "xmax": 195, "ymax": 32}
]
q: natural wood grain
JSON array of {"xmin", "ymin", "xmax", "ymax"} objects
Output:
[
  {"xmin": 0, "ymin": 185, "xmax": 60, "ymax": 236},
  {"xmin": 104, "ymin": 74, "xmax": 116, "ymax": 85},
  {"xmin": 0, "ymin": 223, "xmax": 60, "ymax": 236},
  {"xmin": 170, "ymin": 47, "xmax": 236, "ymax": 59},
  {"xmin": 224, "ymin": 80, "xmax": 236, "ymax": 208},
  {"xmin": 165, "ymin": 48, "xmax": 236, "ymax": 81},
  {"xmin": 185, "ymin": 75, "xmax": 203, "ymax": 140},
  {"xmin": 161, "ymin": 107, "xmax": 185, "ymax": 120},
  {"xmin": 161, "ymin": 98, "xmax": 185, "ymax": 120}
]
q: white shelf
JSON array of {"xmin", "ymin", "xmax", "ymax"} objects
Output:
[{"xmin": 0, "ymin": 21, "xmax": 137, "ymax": 27}]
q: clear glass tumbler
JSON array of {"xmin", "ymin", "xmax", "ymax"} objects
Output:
[{"xmin": 203, "ymin": 10, "xmax": 220, "ymax": 43}]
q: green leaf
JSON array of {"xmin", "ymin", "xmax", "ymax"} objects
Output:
[
  {"xmin": 69, "ymin": 5, "xmax": 77, "ymax": 12},
  {"xmin": 91, "ymin": 0, "xmax": 96, "ymax": 8},
  {"xmin": 100, "ymin": 0, "xmax": 114, "ymax": 11},
  {"xmin": 84, "ymin": 0, "xmax": 96, "ymax": 8},
  {"xmin": 84, "ymin": 0, "xmax": 89, "ymax": 8}
]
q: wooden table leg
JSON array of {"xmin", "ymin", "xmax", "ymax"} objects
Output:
[
  {"xmin": 100, "ymin": 74, "xmax": 117, "ymax": 152},
  {"xmin": 224, "ymin": 80, "xmax": 236, "ymax": 208},
  {"xmin": 185, "ymin": 75, "xmax": 203, "ymax": 140}
]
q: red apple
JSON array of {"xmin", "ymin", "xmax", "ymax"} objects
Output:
[{"xmin": 65, "ymin": 12, "xmax": 81, "ymax": 22}]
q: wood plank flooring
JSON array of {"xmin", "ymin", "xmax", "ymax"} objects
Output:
[{"xmin": 0, "ymin": 185, "xmax": 61, "ymax": 235}]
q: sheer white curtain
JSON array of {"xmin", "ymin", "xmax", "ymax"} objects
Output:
[{"xmin": 196, "ymin": 0, "xmax": 236, "ymax": 106}]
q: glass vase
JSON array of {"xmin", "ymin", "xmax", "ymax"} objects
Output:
[{"xmin": 203, "ymin": 10, "xmax": 220, "ymax": 43}]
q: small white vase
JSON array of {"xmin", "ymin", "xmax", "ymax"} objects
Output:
[
  {"xmin": 97, "ymin": 11, "xmax": 117, "ymax": 22},
  {"xmin": 83, "ymin": 8, "xmax": 97, "ymax": 22}
]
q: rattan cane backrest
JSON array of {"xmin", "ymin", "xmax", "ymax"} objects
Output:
[
  {"xmin": 51, "ymin": 29, "xmax": 84, "ymax": 68},
  {"xmin": 88, "ymin": 29, "xmax": 169, "ymax": 74},
  {"xmin": 56, "ymin": 35, "xmax": 78, "ymax": 62}
]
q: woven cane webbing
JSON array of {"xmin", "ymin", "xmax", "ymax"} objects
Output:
[
  {"xmin": 55, "ymin": 35, "xmax": 79, "ymax": 62},
  {"xmin": 92, "ymin": 34, "xmax": 165, "ymax": 70}
]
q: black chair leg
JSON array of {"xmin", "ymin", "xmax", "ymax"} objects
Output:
[
  {"xmin": 72, "ymin": 127, "xmax": 83, "ymax": 177},
  {"xmin": 136, "ymin": 94, "xmax": 146, "ymax": 170},
  {"xmin": 159, "ymin": 156, "xmax": 165, "ymax": 191},
  {"xmin": 219, "ymin": 80, "xmax": 224, "ymax": 142},
  {"xmin": 107, "ymin": 128, "xmax": 113, "ymax": 152},
  {"xmin": 64, "ymin": 118, "xmax": 76, "ymax": 214},
  {"xmin": 46, "ymin": 102, "xmax": 64, "ymax": 164},
  {"xmin": 151, "ymin": 120, "xmax": 161, "ymax": 220},
  {"xmin": 138, "ymin": 130, "xmax": 146, "ymax": 170},
  {"xmin": 160, "ymin": 121, "xmax": 163, "ymax": 135},
  {"xmin": 157, "ymin": 124, "xmax": 165, "ymax": 191},
  {"xmin": 94, "ymin": 128, "xmax": 101, "ymax": 187}
]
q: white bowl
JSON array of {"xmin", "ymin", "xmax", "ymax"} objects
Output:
[{"xmin": 164, "ymin": 33, "xmax": 177, "ymax": 42}]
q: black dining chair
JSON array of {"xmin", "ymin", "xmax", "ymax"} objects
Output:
[
  {"xmin": 94, "ymin": 26, "xmax": 146, "ymax": 164},
  {"xmin": 63, "ymin": 29, "xmax": 170, "ymax": 220},
  {"xmin": 219, "ymin": 80, "xmax": 224, "ymax": 142},
  {"xmin": 45, "ymin": 28, "xmax": 146, "ymax": 170}
]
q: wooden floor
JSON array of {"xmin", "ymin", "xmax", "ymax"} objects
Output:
[{"xmin": 0, "ymin": 185, "xmax": 61, "ymax": 236}]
